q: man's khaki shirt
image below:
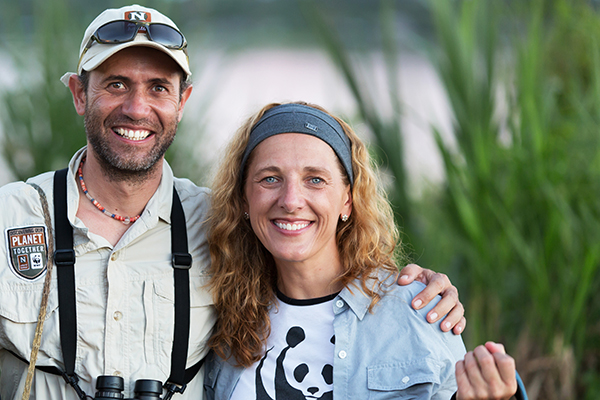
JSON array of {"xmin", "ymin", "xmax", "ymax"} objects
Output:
[{"xmin": 0, "ymin": 148, "xmax": 216, "ymax": 399}]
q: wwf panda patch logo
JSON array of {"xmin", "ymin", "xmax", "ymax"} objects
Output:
[
  {"xmin": 256, "ymin": 326, "xmax": 334, "ymax": 400},
  {"xmin": 6, "ymin": 226, "xmax": 48, "ymax": 280}
]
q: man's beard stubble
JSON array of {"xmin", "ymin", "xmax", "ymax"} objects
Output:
[{"xmin": 84, "ymin": 108, "xmax": 178, "ymax": 185}]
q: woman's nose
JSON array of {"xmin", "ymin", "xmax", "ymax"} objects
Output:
[{"xmin": 279, "ymin": 180, "xmax": 305, "ymax": 213}]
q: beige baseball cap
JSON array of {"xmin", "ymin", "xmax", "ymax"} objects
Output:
[{"xmin": 61, "ymin": 4, "xmax": 190, "ymax": 85}]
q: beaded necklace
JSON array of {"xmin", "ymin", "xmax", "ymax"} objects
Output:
[{"xmin": 77, "ymin": 156, "xmax": 141, "ymax": 225}]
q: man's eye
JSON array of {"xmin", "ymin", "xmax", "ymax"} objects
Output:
[
  {"xmin": 153, "ymin": 85, "xmax": 167, "ymax": 92},
  {"xmin": 110, "ymin": 82, "xmax": 125, "ymax": 89}
]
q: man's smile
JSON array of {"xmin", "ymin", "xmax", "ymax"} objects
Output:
[{"xmin": 113, "ymin": 127, "xmax": 152, "ymax": 141}]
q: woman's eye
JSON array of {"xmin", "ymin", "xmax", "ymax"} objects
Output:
[
  {"xmin": 263, "ymin": 176, "xmax": 277, "ymax": 184},
  {"xmin": 310, "ymin": 177, "xmax": 323, "ymax": 184}
]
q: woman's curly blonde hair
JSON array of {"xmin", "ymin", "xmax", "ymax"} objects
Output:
[{"xmin": 207, "ymin": 102, "xmax": 405, "ymax": 367}]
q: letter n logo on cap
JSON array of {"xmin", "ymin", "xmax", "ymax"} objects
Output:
[{"xmin": 125, "ymin": 11, "xmax": 151, "ymax": 22}]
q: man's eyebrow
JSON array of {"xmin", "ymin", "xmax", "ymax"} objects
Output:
[
  {"xmin": 101, "ymin": 76, "xmax": 175, "ymax": 86},
  {"xmin": 102, "ymin": 74, "xmax": 130, "ymax": 84},
  {"xmin": 149, "ymin": 77, "xmax": 175, "ymax": 87}
]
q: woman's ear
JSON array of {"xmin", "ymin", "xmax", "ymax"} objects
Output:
[{"xmin": 342, "ymin": 186, "xmax": 353, "ymax": 218}]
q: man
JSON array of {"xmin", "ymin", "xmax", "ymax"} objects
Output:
[{"xmin": 0, "ymin": 5, "xmax": 464, "ymax": 399}]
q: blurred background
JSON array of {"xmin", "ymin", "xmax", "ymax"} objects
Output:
[{"xmin": 1, "ymin": 0, "xmax": 599, "ymax": 398}]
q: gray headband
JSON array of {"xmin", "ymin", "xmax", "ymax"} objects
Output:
[{"xmin": 240, "ymin": 104, "xmax": 354, "ymax": 185}]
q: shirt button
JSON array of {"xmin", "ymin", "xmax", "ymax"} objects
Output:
[
  {"xmin": 338, "ymin": 350, "xmax": 347, "ymax": 359},
  {"xmin": 113, "ymin": 371, "xmax": 122, "ymax": 377},
  {"xmin": 335, "ymin": 300, "xmax": 344, "ymax": 308},
  {"xmin": 110, "ymin": 253, "xmax": 118, "ymax": 261},
  {"xmin": 402, "ymin": 376, "xmax": 410, "ymax": 384},
  {"xmin": 113, "ymin": 311, "xmax": 123, "ymax": 321}
]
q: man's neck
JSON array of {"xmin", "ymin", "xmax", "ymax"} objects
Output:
[{"xmin": 75, "ymin": 153, "xmax": 164, "ymax": 246}]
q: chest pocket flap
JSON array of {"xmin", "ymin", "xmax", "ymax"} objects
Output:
[
  {"xmin": 367, "ymin": 357, "xmax": 443, "ymax": 391},
  {"xmin": 0, "ymin": 280, "xmax": 58, "ymax": 323}
]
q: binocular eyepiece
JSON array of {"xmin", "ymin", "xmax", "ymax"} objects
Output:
[{"xmin": 94, "ymin": 376, "xmax": 163, "ymax": 400}]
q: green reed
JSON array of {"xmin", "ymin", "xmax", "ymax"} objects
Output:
[
  {"xmin": 0, "ymin": 0, "xmax": 86, "ymax": 180},
  {"xmin": 307, "ymin": 0, "xmax": 600, "ymax": 397},
  {"xmin": 427, "ymin": 2, "xmax": 600, "ymax": 398}
]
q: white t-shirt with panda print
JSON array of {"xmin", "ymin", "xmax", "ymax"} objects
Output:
[{"xmin": 229, "ymin": 290, "xmax": 337, "ymax": 400}]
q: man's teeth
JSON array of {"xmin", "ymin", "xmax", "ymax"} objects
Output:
[
  {"xmin": 115, "ymin": 128, "xmax": 150, "ymax": 141},
  {"xmin": 275, "ymin": 222, "xmax": 309, "ymax": 231}
]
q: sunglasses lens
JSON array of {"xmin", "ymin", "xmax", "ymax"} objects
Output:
[
  {"xmin": 96, "ymin": 21, "xmax": 139, "ymax": 43},
  {"xmin": 147, "ymin": 24, "xmax": 185, "ymax": 48}
]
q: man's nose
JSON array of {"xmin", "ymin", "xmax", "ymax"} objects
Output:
[{"xmin": 121, "ymin": 89, "xmax": 152, "ymax": 120}]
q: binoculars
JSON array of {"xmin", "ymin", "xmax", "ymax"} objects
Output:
[{"xmin": 93, "ymin": 376, "xmax": 164, "ymax": 400}]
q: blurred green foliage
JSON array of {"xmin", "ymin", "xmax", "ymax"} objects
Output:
[
  {"xmin": 427, "ymin": 1, "xmax": 600, "ymax": 398},
  {"xmin": 0, "ymin": 0, "xmax": 85, "ymax": 179},
  {"xmin": 306, "ymin": 0, "xmax": 600, "ymax": 398}
]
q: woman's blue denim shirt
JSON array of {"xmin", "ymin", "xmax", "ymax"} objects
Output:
[{"xmin": 204, "ymin": 278, "xmax": 467, "ymax": 399}]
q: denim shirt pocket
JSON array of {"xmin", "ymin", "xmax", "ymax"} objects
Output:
[{"xmin": 367, "ymin": 358, "xmax": 443, "ymax": 399}]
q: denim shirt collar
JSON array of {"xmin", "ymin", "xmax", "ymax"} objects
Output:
[{"xmin": 338, "ymin": 271, "xmax": 399, "ymax": 321}]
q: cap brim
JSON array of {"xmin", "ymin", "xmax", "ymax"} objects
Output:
[{"xmin": 78, "ymin": 39, "xmax": 191, "ymax": 79}]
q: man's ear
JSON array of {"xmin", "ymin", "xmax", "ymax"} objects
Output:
[
  {"xmin": 177, "ymin": 84, "xmax": 193, "ymax": 122},
  {"xmin": 68, "ymin": 74, "xmax": 86, "ymax": 116}
]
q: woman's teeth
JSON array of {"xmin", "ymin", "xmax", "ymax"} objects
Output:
[{"xmin": 275, "ymin": 222, "xmax": 309, "ymax": 231}]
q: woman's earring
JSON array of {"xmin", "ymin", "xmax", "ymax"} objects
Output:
[
  {"xmin": 244, "ymin": 212, "xmax": 250, "ymax": 220},
  {"xmin": 341, "ymin": 214, "xmax": 349, "ymax": 222}
]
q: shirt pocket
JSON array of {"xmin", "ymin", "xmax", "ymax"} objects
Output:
[
  {"xmin": 0, "ymin": 279, "xmax": 62, "ymax": 361},
  {"xmin": 367, "ymin": 358, "xmax": 443, "ymax": 400},
  {"xmin": 149, "ymin": 277, "xmax": 216, "ymax": 369}
]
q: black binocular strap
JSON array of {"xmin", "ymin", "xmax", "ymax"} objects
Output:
[
  {"xmin": 168, "ymin": 188, "xmax": 193, "ymax": 388},
  {"xmin": 53, "ymin": 168, "xmax": 77, "ymax": 379},
  {"xmin": 47, "ymin": 168, "xmax": 201, "ymax": 394}
]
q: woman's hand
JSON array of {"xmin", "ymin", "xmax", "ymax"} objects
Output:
[
  {"xmin": 398, "ymin": 263, "xmax": 466, "ymax": 334},
  {"xmin": 455, "ymin": 342, "xmax": 518, "ymax": 400}
]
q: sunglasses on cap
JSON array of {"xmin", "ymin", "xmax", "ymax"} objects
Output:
[{"xmin": 78, "ymin": 19, "xmax": 188, "ymax": 69}]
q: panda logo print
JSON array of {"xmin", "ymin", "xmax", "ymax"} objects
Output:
[{"xmin": 255, "ymin": 326, "xmax": 334, "ymax": 400}]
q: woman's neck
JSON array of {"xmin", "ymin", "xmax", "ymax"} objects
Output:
[{"xmin": 275, "ymin": 259, "xmax": 345, "ymax": 300}]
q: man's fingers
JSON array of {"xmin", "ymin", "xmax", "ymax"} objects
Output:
[
  {"xmin": 411, "ymin": 272, "xmax": 449, "ymax": 309},
  {"xmin": 397, "ymin": 263, "xmax": 424, "ymax": 285},
  {"xmin": 426, "ymin": 287, "xmax": 460, "ymax": 320},
  {"xmin": 436, "ymin": 300, "xmax": 465, "ymax": 332},
  {"xmin": 399, "ymin": 265, "xmax": 467, "ymax": 334},
  {"xmin": 452, "ymin": 316, "xmax": 467, "ymax": 335}
]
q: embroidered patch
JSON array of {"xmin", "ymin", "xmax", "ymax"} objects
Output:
[
  {"xmin": 125, "ymin": 11, "xmax": 151, "ymax": 22},
  {"xmin": 6, "ymin": 226, "xmax": 48, "ymax": 280}
]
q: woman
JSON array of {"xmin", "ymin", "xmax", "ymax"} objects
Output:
[{"xmin": 204, "ymin": 102, "xmax": 517, "ymax": 399}]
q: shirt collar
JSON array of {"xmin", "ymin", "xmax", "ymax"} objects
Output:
[
  {"xmin": 338, "ymin": 271, "xmax": 398, "ymax": 320},
  {"xmin": 67, "ymin": 147, "xmax": 175, "ymax": 224}
]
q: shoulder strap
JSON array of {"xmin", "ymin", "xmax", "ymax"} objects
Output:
[
  {"xmin": 52, "ymin": 168, "xmax": 86, "ymax": 398},
  {"xmin": 52, "ymin": 168, "xmax": 77, "ymax": 377},
  {"xmin": 167, "ymin": 187, "xmax": 193, "ymax": 390}
]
